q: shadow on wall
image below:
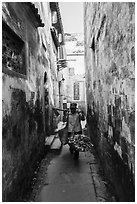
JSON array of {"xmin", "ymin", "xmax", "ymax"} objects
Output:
[
  {"xmin": 87, "ymin": 105, "xmax": 135, "ymax": 202},
  {"xmin": 2, "ymin": 88, "xmax": 46, "ymax": 201}
]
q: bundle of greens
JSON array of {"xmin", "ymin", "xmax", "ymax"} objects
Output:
[{"xmin": 68, "ymin": 134, "xmax": 94, "ymax": 152}]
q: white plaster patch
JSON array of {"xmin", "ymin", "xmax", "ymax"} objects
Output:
[
  {"xmin": 2, "ymin": 3, "xmax": 11, "ymax": 19},
  {"xmin": 121, "ymin": 117, "xmax": 131, "ymax": 143},
  {"xmin": 114, "ymin": 142, "xmax": 122, "ymax": 159},
  {"xmin": 2, "ymin": 75, "xmax": 12, "ymax": 116},
  {"xmin": 108, "ymin": 125, "xmax": 113, "ymax": 139},
  {"xmin": 25, "ymin": 80, "xmax": 37, "ymax": 103}
]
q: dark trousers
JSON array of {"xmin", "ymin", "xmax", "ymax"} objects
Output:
[{"xmin": 68, "ymin": 131, "xmax": 82, "ymax": 138}]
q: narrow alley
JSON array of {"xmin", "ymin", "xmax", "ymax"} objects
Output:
[
  {"xmin": 36, "ymin": 147, "xmax": 97, "ymax": 202},
  {"xmin": 24, "ymin": 138, "xmax": 116, "ymax": 202},
  {"xmin": 2, "ymin": 2, "xmax": 135, "ymax": 202}
]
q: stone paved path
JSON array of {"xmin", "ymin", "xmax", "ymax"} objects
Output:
[
  {"xmin": 36, "ymin": 145, "xmax": 96, "ymax": 202},
  {"xmin": 26, "ymin": 143, "xmax": 116, "ymax": 202}
]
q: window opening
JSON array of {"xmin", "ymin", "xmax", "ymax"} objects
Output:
[
  {"xmin": 2, "ymin": 21, "xmax": 26, "ymax": 76},
  {"xmin": 74, "ymin": 82, "xmax": 80, "ymax": 100}
]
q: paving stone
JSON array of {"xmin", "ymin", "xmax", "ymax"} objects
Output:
[
  {"xmin": 90, "ymin": 163, "xmax": 99, "ymax": 174},
  {"xmin": 50, "ymin": 137, "xmax": 62, "ymax": 150},
  {"xmin": 96, "ymin": 196, "xmax": 107, "ymax": 202},
  {"xmin": 45, "ymin": 135, "xmax": 55, "ymax": 146},
  {"xmin": 36, "ymin": 145, "xmax": 96, "ymax": 202},
  {"xmin": 36, "ymin": 183, "xmax": 96, "ymax": 202}
]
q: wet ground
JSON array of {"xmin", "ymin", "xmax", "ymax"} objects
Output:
[{"xmin": 24, "ymin": 144, "xmax": 116, "ymax": 202}]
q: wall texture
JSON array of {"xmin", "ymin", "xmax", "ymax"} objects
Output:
[
  {"xmin": 2, "ymin": 2, "xmax": 59, "ymax": 201},
  {"xmin": 84, "ymin": 2, "xmax": 135, "ymax": 201}
]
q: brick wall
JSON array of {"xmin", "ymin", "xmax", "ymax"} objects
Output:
[{"xmin": 84, "ymin": 2, "xmax": 135, "ymax": 201}]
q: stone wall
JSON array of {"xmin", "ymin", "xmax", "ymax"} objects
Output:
[
  {"xmin": 84, "ymin": 2, "xmax": 135, "ymax": 201},
  {"xmin": 2, "ymin": 2, "xmax": 59, "ymax": 201}
]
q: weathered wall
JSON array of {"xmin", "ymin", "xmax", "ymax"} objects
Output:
[
  {"xmin": 2, "ymin": 2, "xmax": 59, "ymax": 201},
  {"xmin": 84, "ymin": 2, "xmax": 135, "ymax": 201}
]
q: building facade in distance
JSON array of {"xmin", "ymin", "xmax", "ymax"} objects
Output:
[{"xmin": 62, "ymin": 33, "xmax": 86, "ymax": 112}]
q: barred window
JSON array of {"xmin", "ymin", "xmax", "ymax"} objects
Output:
[{"xmin": 2, "ymin": 21, "xmax": 26, "ymax": 76}]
